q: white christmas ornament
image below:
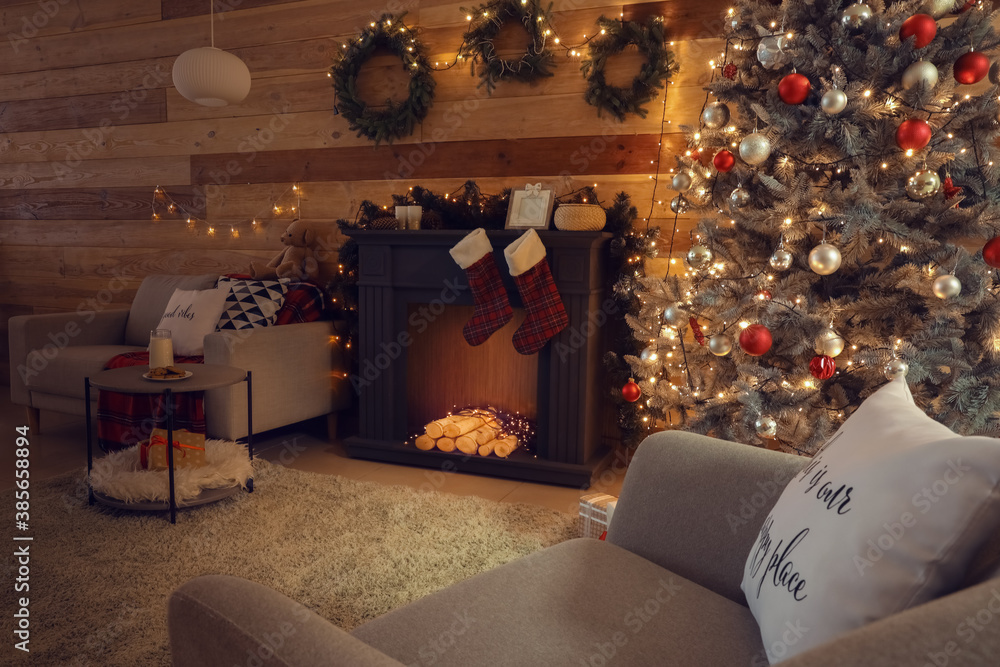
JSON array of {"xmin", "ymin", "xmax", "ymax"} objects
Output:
[
  {"xmin": 821, "ymin": 89, "xmax": 848, "ymax": 114},
  {"xmin": 884, "ymin": 358, "xmax": 909, "ymax": 380},
  {"xmin": 933, "ymin": 274, "xmax": 962, "ymax": 299},
  {"xmin": 702, "ymin": 102, "xmax": 731, "ymax": 129},
  {"xmin": 816, "ymin": 327, "xmax": 846, "ymax": 357},
  {"xmin": 755, "ymin": 415, "xmax": 778, "ymax": 439},
  {"xmin": 708, "ymin": 333, "xmax": 733, "ymax": 356},
  {"xmin": 841, "ymin": 3, "xmax": 873, "ymax": 28},
  {"xmin": 809, "ymin": 243, "xmax": 842, "ymax": 275},
  {"xmin": 757, "ymin": 35, "xmax": 787, "ymax": 70},
  {"xmin": 687, "ymin": 244, "xmax": 713, "ymax": 269},
  {"xmin": 740, "ymin": 133, "xmax": 771, "ymax": 165},
  {"xmin": 902, "ymin": 61, "xmax": 939, "ymax": 90},
  {"xmin": 662, "ymin": 304, "xmax": 688, "ymax": 328},
  {"xmin": 770, "ymin": 248, "xmax": 794, "ymax": 271},
  {"xmin": 672, "ymin": 172, "xmax": 693, "ymax": 192}
]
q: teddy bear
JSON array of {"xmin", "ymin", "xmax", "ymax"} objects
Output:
[{"xmin": 250, "ymin": 220, "xmax": 320, "ymax": 282}]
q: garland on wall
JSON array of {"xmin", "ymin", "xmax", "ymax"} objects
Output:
[
  {"xmin": 458, "ymin": 0, "xmax": 556, "ymax": 93},
  {"xmin": 582, "ymin": 15, "xmax": 677, "ymax": 121},
  {"xmin": 329, "ymin": 14, "xmax": 435, "ymax": 146},
  {"xmin": 329, "ymin": 11, "xmax": 677, "ymax": 143}
]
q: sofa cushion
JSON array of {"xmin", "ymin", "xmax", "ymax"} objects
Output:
[
  {"xmin": 741, "ymin": 376, "xmax": 1000, "ymax": 664},
  {"xmin": 352, "ymin": 538, "xmax": 766, "ymax": 666},
  {"xmin": 124, "ymin": 274, "xmax": 218, "ymax": 346},
  {"xmin": 216, "ymin": 278, "xmax": 289, "ymax": 330},
  {"xmin": 25, "ymin": 345, "xmax": 145, "ymax": 399},
  {"xmin": 155, "ymin": 287, "xmax": 229, "ymax": 356}
]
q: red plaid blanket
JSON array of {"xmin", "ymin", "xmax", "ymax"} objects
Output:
[{"xmin": 96, "ymin": 281, "xmax": 326, "ymax": 451}]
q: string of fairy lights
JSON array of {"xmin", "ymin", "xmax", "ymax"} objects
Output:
[{"xmin": 150, "ymin": 184, "xmax": 303, "ymax": 238}]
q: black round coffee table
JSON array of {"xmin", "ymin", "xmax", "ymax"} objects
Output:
[{"xmin": 85, "ymin": 363, "xmax": 253, "ymax": 524}]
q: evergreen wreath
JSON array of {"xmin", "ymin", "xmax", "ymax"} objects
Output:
[
  {"xmin": 330, "ymin": 14, "xmax": 435, "ymax": 146},
  {"xmin": 459, "ymin": 0, "xmax": 555, "ymax": 94},
  {"xmin": 581, "ymin": 15, "xmax": 677, "ymax": 121}
]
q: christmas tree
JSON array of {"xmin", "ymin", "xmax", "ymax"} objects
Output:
[{"xmin": 626, "ymin": 0, "xmax": 1000, "ymax": 454}]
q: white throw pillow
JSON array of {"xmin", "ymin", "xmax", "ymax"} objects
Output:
[
  {"xmin": 742, "ymin": 376, "xmax": 1000, "ymax": 663},
  {"xmin": 154, "ymin": 287, "xmax": 229, "ymax": 356}
]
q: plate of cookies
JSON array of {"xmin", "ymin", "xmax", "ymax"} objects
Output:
[{"xmin": 143, "ymin": 366, "xmax": 193, "ymax": 381}]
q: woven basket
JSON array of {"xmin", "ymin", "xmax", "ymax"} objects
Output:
[{"xmin": 554, "ymin": 204, "xmax": 606, "ymax": 231}]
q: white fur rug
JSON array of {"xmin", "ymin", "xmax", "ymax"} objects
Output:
[{"xmin": 89, "ymin": 439, "xmax": 253, "ymax": 502}]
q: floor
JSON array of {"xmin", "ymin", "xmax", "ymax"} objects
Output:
[{"xmin": 0, "ymin": 394, "xmax": 625, "ymax": 515}]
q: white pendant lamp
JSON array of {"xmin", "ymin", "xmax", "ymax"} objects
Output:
[{"xmin": 171, "ymin": 1, "xmax": 251, "ymax": 107}]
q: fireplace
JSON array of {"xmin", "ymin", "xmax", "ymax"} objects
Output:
[{"xmin": 344, "ymin": 229, "xmax": 613, "ymax": 487}]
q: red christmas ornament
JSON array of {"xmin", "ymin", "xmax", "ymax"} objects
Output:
[
  {"xmin": 895, "ymin": 118, "xmax": 932, "ymax": 151},
  {"xmin": 622, "ymin": 379, "xmax": 641, "ymax": 402},
  {"xmin": 739, "ymin": 324, "xmax": 772, "ymax": 356},
  {"xmin": 954, "ymin": 51, "xmax": 990, "ymax": 85},
  {"xmin": 956, "ymin": 0, "xmax": 977, "ymax": 13},
  {"xmin": 809, "ymin": 355, "xmax": 836, "ymax": 380},
  {"xmin": 943, "ymin": 176, "xmax": 962, "ymax": 201},
  {"xmin": 983, "ymin": 237, "xmax": 1000, "ymax": 269},
  {"xmin": 714, "ymin": 149, "xmax": 735, "ymax": 173},
  {"xmin": 778, "ymin": 73, "xmax": 811, "ymax": 104},
  {"xmin": 690, "ymin": 317, "xmax": 706, "ymax": 346},
  {"xmin": 899, "ymin": 14, "xmax": 937, "ymax": 49},
  {"xmin": 757, "ymin": 290, "xmax": 772, "ymax": 301},
  {"xmin": 723, "ymin": 63, "xmax": 738, "ymax": 79}
]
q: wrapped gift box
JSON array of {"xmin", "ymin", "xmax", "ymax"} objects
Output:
[
  {"xmin": 578, "ymin": 492, "xmax": 618, "ymax": 539},
  {"xmin": 141, "ymin": 428, "xmax": 207, "ymax": 470}
]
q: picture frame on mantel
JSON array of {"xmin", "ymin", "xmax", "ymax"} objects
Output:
[{"xmin": 505, "ymin": 184, "xmax": 554, "ymax": 230}]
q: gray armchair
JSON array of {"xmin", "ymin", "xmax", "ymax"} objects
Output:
[
  {"xmin": 167, "ymin": 431, "xmax": 1000, "ymax": 665},
  {"xmin": 9, "ymin": 274, "xmax": 350, "ymax": 440}
]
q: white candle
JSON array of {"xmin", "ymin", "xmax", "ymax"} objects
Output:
[
  {"xmin": 407, "ymin": 205, "xmax": 422, "ymax": 230},
  {"xmin": 394, "ymin": 206, "xmax": 408, "ymax": 230},
  {"xmin": 149, "ymin": 333, "xmax": 174, "ymax": 369}
]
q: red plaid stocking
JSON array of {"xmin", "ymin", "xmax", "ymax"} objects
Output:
[
  {"xmin": 504, "ymin": 229, "xmax": 568, "ymax": 355},
  {"xmin": 449, "ymin": 229, "xmax": 513, "ymax": 346}
]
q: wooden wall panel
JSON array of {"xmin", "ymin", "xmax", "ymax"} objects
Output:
[{"xmin": 0, "ymin": 0, "xmax": 717, "ymax": 388}]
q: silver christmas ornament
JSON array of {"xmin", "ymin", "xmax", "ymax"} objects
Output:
[
  {"xmin": 841, "ymin": 3, "xmax": 873, "ymax": 28},
  {"xmin": 755, "ymin": 415, "xmax": 778, "ymax": 439},
  {"xmin": 671, "ymin": 171, "xmax": 693, "ymax": 192},
  {"xmin": 902, "ymin": 60, "xmax": 939, "ymax": 90},
  {"xmin": 640, "ymin": 346, "xmax": 659, "ymax": 363},
  {"xmin": 702, "ymin": 101, "xmax": 731, "ymax": 129},
  {"xmin": 729, "ymin": 187, "xmax": 751, "ymax": 209},
  {"xmin": 922, "ymin": 0, "xmax": 958, "ymax": 17},
  {"xmin": 821, "ymin": 89, "xmax": 848, "ymax": 115},
  {"xmin": 757, "ymin": 35, "xmax": 787, "ymax": 70},
  {"xmin": 884, "ymin": 358, "xmax": 909, "ymax": 381},
  {"xmin": 816, "ymin": 327, "xmax": 846, "ymax": 358},
  {"xmin": 739, "ymin": 133, "xmax": 771, "ymax": 166},
  {"xmin": 670, "ymin": 196, "xmax": 690, "ymax": 214},
  {"xmin": 769, "ymin": 248, "xmax": 794, "ymax": 271},
  {"xmin": 687, "ymin": 244, "xmax": 713, "ymax": 270},
  {"xmin": 708, "ymin": 333, "xmax": 733, "ymax": 356},
  {"xmin": 906, "ymin": 169, "xmax": 942, "ymax": 200},
  {"xmin": 933, "ymin": 274, "xmax": 962, "ymax": 299},
  {"xmin": 809, "ymin": 243, "xmax": 842, "ymax": 275},
  {"xmin": 662, "ymin": 304, "xmax": 688, "ymax": 329}
]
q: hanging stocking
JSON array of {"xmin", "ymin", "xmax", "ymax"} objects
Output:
[
  {"xmin": 449, "ymin": 228, "xmax": 513, "ymax": 346},
  {"xmin": 504, "ymin": 229, "xmax": 568, "ymax": 355}
]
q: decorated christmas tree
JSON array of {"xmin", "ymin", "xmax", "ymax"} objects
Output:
[{"xmin": 626, "ymin": 0, "xmax": 1000, "ymax": 453}]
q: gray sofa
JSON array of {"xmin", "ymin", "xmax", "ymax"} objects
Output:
[
  {"xmin": 9, "ymin": 274, "xmax": 350, "ymax": 441},
  {"xmin": 167, "ymin": 431, "xmax": 1000, "ymax": 665}
]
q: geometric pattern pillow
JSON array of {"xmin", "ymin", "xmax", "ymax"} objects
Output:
[{"xmin": 216, "ymin": 278, "xmax": 289, "ymax": 330}]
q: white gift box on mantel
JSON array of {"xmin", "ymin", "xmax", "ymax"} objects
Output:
[{"xmin": 579, "ymin": 493, "xmax": 618, "ymax": 538}]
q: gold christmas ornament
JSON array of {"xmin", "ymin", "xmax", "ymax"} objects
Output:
[
  {"xmin": 906, "ymin": 169, "xmax": 942, "ymax": 200},
  {"xmin": 816, "ymin": 327, "xmax": 846, "ymax": 357},
  {"xmin": 708, "ymin": 333, "xmax": 733, "ymax": 356},
  {"xmin": 769, "ymin": 248, "xmax": 793, "ymax": 271},
  {"xmin": 686, "ymin": 244, "xmax": 713, "ymax": 269},
  {"xmin": 841, "ymin": 3, "xmax": 873, "ymax": 28},
  {"xmin": 809, "ymin": 243, "xmax": 842, "ymax": 275},
  {"xmin": 933, "ymin": 274, "xmax": 962, "ymax": 299}
]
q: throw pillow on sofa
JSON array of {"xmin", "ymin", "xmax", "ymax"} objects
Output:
[
  {"xmin": 216, "ymin": 278, "xmax": 289, "ymax": 330},
  {"xmin": 741, "ymin": 375, "xmax": 1000, "ymax": 664},
  {"xmin": 155, "ymin": 287, "xmax": 229, "ymax": 356}
]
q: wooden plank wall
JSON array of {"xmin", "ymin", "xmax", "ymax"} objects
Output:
[{"xmin": 0, "ymin": 0, "xmax": 726, "ymax": 384}]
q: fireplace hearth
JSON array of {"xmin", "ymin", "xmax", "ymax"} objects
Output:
[{"xmin": 344, "ymin": 229, "xmax": 613, "ymax": 487}]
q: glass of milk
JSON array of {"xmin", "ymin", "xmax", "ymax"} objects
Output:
[{"xmin": 149, "ymin": 329, "xmax": 174, "ymax": 369}]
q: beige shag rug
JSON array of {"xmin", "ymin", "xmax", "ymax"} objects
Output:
[{"xmin": 8, "ymin": 459, "xmax": 577, "ymax": 666}]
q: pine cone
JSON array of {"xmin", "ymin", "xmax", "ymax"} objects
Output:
[
  {"xmin": 367, "ymin": 216, "xmax": 399, "ymax": 230},
  {"xmin": 422, "ymin": 209, "xmax": 444, "ymax": 230}
]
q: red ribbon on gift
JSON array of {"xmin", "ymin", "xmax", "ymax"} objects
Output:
[{"xmin": 140, "ymin": 435, "xmax": 205, "ymax": 469}]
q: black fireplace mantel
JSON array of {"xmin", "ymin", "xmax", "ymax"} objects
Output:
[{"xmin": 344, "ymin": 229, "xmax": 613, "ymax": 487}]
